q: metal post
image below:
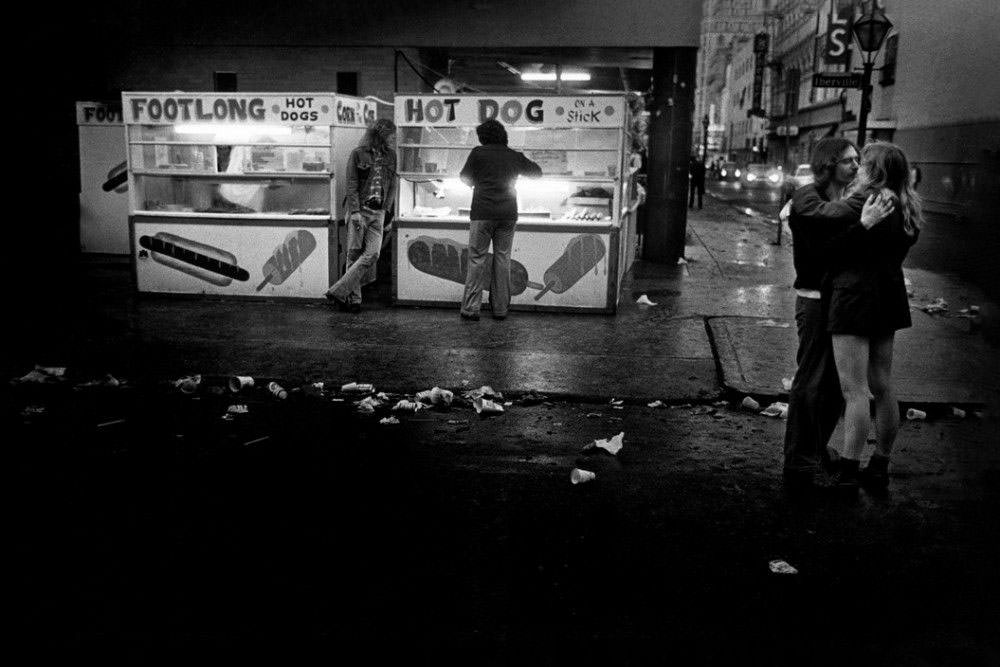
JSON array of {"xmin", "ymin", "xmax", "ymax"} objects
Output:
[
  {"xmin": 702, "ymin": 114, "xmax": 709, "ymax": 162},
  {"xmin": 856, "ymin": 60, "xmax": 874, "ymax": 148}
]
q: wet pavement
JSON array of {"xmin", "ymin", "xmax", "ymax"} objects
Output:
[{"xmin": 12, "ymin": 378, "xmax": 1000, "ymax": 659}]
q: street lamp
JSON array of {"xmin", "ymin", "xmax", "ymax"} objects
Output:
[{"xmin": 851, "ymin": 8, "xmax": 893, "ymax": 148}]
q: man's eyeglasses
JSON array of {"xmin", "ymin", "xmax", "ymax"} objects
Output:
[{"xmin": 838, "ymin": 156, "xmax": 860, "ymax": 166}]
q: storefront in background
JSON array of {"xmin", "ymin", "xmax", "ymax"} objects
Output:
[
  {"xmin": 123, "ymin": 92, "xmax": 376, "ymax": 298},
  {"xmin": 392, "ymin": 94, "xmax": 640, "ymax": 313}
]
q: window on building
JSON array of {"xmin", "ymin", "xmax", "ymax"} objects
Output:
[
  {"xmin": 880, "ymin": 34, "xmax": 898, "ymax": 86},
  {"xmin": 213, "ymin": 71, "xmax": 238, "ymax": 92},
  {"xmin": 337, "ymin": 72, "xmax": 359, "ymax": 96}
]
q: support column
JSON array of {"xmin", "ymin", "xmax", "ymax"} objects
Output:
[{"xmin": 643, "ymin": 47, "xmax": 698, "ymax": 263}]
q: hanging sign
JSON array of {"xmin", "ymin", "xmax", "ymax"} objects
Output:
[
  {"xmin": 825, "ymin": 0, "xmax": 853, "ymax": 65},
  {"xmin": 395, "ymin": 96, "xmax": 626, "ymax": 128},
  {"xmin": 122, "ymin": 93, "xmax": 340, "ymax": 125}
]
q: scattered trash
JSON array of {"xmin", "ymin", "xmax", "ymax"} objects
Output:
[
  {"xmin": 226, "ymin": 404, "xmax": 249, "ymax": 415},
  {"xmin": 713, "ymin": 400, "xmax": 728, "ymax": 407},
  {"xmin": 553, "ymin": 422, "xmax": 563, "ymax": 427},
  {"xmin": 712, "ymin": 413, "xmax": 726, "ymax": 420},
  {"xmin": 690, "ymin": 406, "xmax": 715, "ymax": 415},
  {"xmin": 243, "ymin": 435, "xmax": 270, "ymax": 447},
  {"xmin": 379, "ymin": 416, "xmax": 400, "ymax": 426},
  {"xmin": 174, "ymin": 374, "xmax": 202, "ymax": 394},
  {"xmin": 740, "ymin": 396, "xmax": 761, "ymax": 411},
  {"xmin": 312, "ymin": 381, "xmax": 325, "ymax": 391},
  {"xmin": 676, "ymin": 257, "xmax": 688, "ymax": 265},
  {"xmin": 446, "ymin": 419, "xmax": 469, "ymax": 426},
  {"xmin": 464, "ymin": 385, "xmax": 503, "ymax": 401},
  {"xmin": 503, "ymin": 401, "xmax": 513, "ymax": 407},
  {"xmin": 14, "ymin": 368, "xmax": 63, "ymax": 384},
  {"xmin": 636, "ymin": 294, "xmax": 658, "ymax": 306},
  {"xmin": 474, "ymin": 397, "xmax": 505, "ymax": 415},
  {"xmin": 36, "ymin": 365, "xmax": 67, "ymax": 377},
  {"xmin": 647, "ymin": 400, "xmax": 664, "ymax": 408},
  {"xmin": 781, "ymin": 377, "xmax": 793, "ymax": 391},
  {"xmin": 585, "ymin": 412, "xmax": 603, "ymax": 418},
  {"xmin": 769, "ymin": 560, "xmax": 798, "ymax": 575},
  {"xmin": 76, "ymin": 373, "xmax": 123, "ymax": 389},
  {"xmin": 584, "ymin": 431, "xmax": 625, "ymax": 456},
  {"xmin": 610, "ymin": 398, "xmax": 624, "ymax": 406},
  {"xmin": 376, "ymin": 392, "xmax": 390, "ymax": 401},
  {"xmin": 356, "ymin": 396, "xmax": 380, "ymax": 415},
  {"xmin": 517, "ymin": 391, "xmax": 549, "ymax": 406},
  {"xmin": 671, "ymin": 403, "xmax": 692, "ymax": 409},
  {"xmin": 97, "ymin": 418, "xmax": 127, "ymax": 428},
  {"xmin": 906, "ymin": 408, "xmax": 927, "ymax": 420},
  {"xmin": 229, "ymin": 375, "xmax": 254, "ymax": 392},
  {"xmin": 393, "ymin": 399, "xmax": 427, "ymax": 412},
  {"xmin": 952, "ymin": 407, "xmax": 966, "ymax": 418},
  {"xmin": 341, "ymin": 382, "xmax": 375, "ymax": 394},
  {"xmin": 969, "ymin": 305, "xmax": 980, "ymax": 314},
  {"xmin": 920, "ymin": 297, "xmax": 948, "ymax": 314},
  {"xmin": 570, "ymin": 468, "xmax": 596, "ymax": 485},
  {"xmin": 267, "ymin": 381, "xmax": 288, "ymax": 400},
  {"xmin": 417, "ymin": 386, "xmax": 454, "ymax": 407},
  {"xmin": 973, "ymin": 411, "xmax": 985, "ymax": 420},
  {"xmin": 760, "ymin": 402, "xmax": 789, "ymax": 419},
  {"xmin": 21, "ymin": 405, "xmax": 47, "ymax": 417}
]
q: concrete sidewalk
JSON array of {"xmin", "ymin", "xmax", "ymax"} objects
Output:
[{"xmin": 13, "ymin": 198, "xmax": 999, "ymax": 407}]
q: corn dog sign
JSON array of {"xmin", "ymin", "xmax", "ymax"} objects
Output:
[
  {"xmin": 396, "ymin": 95, "xmax": 626, "ymax": 128},
  {"xmin": 123, "ymin": 93, "xmax": 345, "ymax": 125}
]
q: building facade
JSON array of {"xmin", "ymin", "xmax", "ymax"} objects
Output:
[{"xmin": 721, "ymin": 36, "xmax": 771, "ymax": 163}]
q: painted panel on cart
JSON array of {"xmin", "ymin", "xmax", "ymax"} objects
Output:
[
  {"xmin": 134, "ymin": 222, "xmax": 328, "ymax": 297},
  {"xmin": 397, "ymin": 227, "xmax": 610, "ymax": 308}
]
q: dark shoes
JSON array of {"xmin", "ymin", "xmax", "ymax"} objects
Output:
[
  {"xmin": 326, "ymin": 292, "xmax": 361, "ymax": 313},
  {"xmin": 492, "ymin": 314, "xmax": 507, "ymax": 321},
  {"xmin": 860, "ymin": 454, "xmax": 891, "ymax": 490},
  {"xmin": 460, "ymin": 312, "xmax": 480, "ymax": 321},
  {"xmin": 828, "ymin": 458, "xmax": 862, "ymax": 489}
]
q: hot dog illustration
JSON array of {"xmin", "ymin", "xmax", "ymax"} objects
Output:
[
  {"xmin": 406, "ymin": 236, "xmax": 542, "ymax": 296},
  {"xmin": 256, "ymin": 230, "xmax": 317, "ymax": 291},
  {"xmin": 102, "ymin": 160, "xmax": 128, "ymax": 193},
  {"xmin": 138, "ymin": 232, "xmax": 250, "ymax": 286},
  {"xmin": 533, "ymin": 234, "xmax": 606, "ymax": 301}
]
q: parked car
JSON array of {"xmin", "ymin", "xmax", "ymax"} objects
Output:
[
  {"xmin": 718, "ymin": 162, "xmax": 740, "ymax": 182},
  {"xmin": 741, "ymin": 163, "xmax": 784, "ymax": 189},
  {"xmin": 787, "ymin": 164, "xmax": 814, "ymax": 189}
]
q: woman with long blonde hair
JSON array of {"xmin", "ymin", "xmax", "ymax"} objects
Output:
[{"xmin": 826, "ymin": 141, "xmax": 922, "ymax": 490}]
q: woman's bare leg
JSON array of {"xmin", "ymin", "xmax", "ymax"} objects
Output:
[
  {"xmin": 867, "ymin": 333, "xmax": 899, "ymax": 457},
  {"xmin": 832, "ymin": 334, "xmax": 871, "ymax": 462}
]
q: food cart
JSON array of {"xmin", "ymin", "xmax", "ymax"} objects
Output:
[
  {"xmin": 77, "ymin": 101, "xmax": 129, "ymax": 255},
  {"xmin": 123, "ymin": 91, "xmax": 375, "ymax": 297},
  {"xmin": 392, "ymin": 94, "xmax": 638, "ymax": 313}
]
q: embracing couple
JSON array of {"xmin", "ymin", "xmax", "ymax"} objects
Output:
[{"xmin": 782, "ymin": 137, "xmax": 922, "ymax": 492}]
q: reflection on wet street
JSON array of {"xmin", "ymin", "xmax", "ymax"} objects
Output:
[{"xmin": 707, "ymin": 181, "xmax": 785, "ymax": 220}]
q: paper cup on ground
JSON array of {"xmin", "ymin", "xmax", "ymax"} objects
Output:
[
  {"xmin": 906, "ymin": 408, "xmax": 927, "ymax": 420},
  {"xmin": 229, "ymin": 375, "xmax": 254, "ymax": 392},
  {"xmin": 570, "ymin": 468, "xmax": 596, "ymax": 485},
  {"xmin": 175, "ymin": 374, "xmax": 202, "ymax": 394},
  {"xmin": 268, "ymin": 381, "xmax": 288, "ymax": 400},
  {"xmin": 740, "ymin": 396, "xmax": 760, "ymax": 411}
]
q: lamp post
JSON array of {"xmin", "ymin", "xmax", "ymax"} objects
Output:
[
  {"xmin": 701, "ymin": 114, "xmax": 709, "ymax": 162},
  {"xmin": 851, "ymin": 8, "xmax": 893, "ymax": 148}
]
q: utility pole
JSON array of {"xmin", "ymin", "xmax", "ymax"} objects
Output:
[{"xmin": 702, "ymin": 114, "xmax": 710, "ymax": 163}]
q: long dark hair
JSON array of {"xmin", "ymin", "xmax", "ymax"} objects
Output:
[
  {"xmin": 361, "ymin": 118, "xmax": 396, "ymax": 155},
  {"xmin": 476, "ymin": 119, "xmax": 508, "ymax": 146},
  {"xmin": 851, "ymin": 141, "xmax": 923, "ymax": 235},
  {"xmin": 810, "ymin": 137, "xmax": 856, "ymax": 188}
]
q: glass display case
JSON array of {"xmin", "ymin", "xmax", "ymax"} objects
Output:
[
  {"xmin": 123, "ymin": 92, "xmax": 374, "ymax": 297},
  {"xmin": 392, "ymin": 95, "xmax": 635, "ymax": 313}
]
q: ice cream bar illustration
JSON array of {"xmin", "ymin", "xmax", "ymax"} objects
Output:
[
  {"xmin": 139, "ymin": 232, "xmax": 250, "ymax": 286},
  {"xmin": 534, "ymin": 234, "xmax": 606, "ymax": 301},
  {"xmin": 256, "ymin": 230, "xmax": 317, "ymax": 291},
  {"xmin": 406, "ymin": 236, "xmax": 542, "ymax": 296},
  {"xmin": 102, "ymin": 161, "xmax": 128, "ymax": 193}
]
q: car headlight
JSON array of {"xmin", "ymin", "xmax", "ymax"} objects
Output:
[
  {"xmin": 734, "ymin": 169, "xmax": 741, "ymax": 178},
  {"xmin": 746, "ymin": 173, "xmax": 756, "ymax": 182},
  {"xmin": 720, "ymin": 169, "xmax": 727, "ymax": 177},
  {"xmin": 768, "ymin": 173, "xmax": 780, "ymax": 183}
]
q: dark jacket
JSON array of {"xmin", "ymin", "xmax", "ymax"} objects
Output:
[
  {"xmin": 346, "ymin": 145, "xmax": 397, "ymax": 214},
  {"xmin": 788, "ymin": 184, "xmax": 866, "ymax": 290},
  {"xmin": 824, "ymin": 191, "xmax": 919, "ymax": 335},
  {"xmin": 460, "ymin": 145, "xmax": 542, "ymax": 221}
]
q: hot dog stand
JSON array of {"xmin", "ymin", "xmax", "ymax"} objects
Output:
[
  {"xmin": 123, "ymin": 92, "xmax": 375, "ymax": 297},
  {"xmin": 392, "ymin": 94, "xmax": 637, "ymax": 313},
  {"xmin": 77, "ymin": 101, "xmax": 129, "ymax": 255}
]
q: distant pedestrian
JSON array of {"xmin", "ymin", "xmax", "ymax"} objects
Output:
[
  {"xmin": 458, "ymin": 119, "xmax": 542, "ymax": 321},
  {"xmin": 689, "ymin": 157, "xmax": 706, "ymax": 209},
  {"xmin": 826, "ymin": 142, "xmax": 921, "ymax": 490},
  {"xmin": 325, "ymin": 119, "xmax": 397, "ymax": 313},
  {"xmin": 782, "ymin": 137, "xmax": 892, "ymax": 491}
]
